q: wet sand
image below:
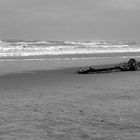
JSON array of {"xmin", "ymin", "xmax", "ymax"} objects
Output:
[{"xmin": 0, "ymin": 58, "xmax": 140, "ymax": 140}]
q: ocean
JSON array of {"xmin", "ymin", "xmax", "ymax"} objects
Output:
[{"xmin": 0, "ymin": 40, "xmax": 140, "ymax": 61}]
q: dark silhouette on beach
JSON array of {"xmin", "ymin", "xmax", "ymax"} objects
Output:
[{"xmin": 77, "ymin": 58, "xmax": 140, "ymax": 74}]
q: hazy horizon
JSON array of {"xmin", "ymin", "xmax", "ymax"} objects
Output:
[{"xmin": 0, "ymin": 0, "xmax": 140, "ymax": 41}]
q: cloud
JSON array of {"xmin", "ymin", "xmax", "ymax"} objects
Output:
[
  {"xmin": 98, "ymin": 0, "xmax": 140, "ymax": 10},
  {"xmin": 0, "ymin": 0, "xmax": 140, "ymax": 40},
  {"xmin": 117, "ymin": 0, "xmax": 140, "ymax": 9}
]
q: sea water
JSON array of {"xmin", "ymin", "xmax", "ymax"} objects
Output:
[{"xmin": 0, "ymin": 40, "xmax": 140, "ymax": 61}]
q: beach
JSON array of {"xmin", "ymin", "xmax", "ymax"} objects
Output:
[
  {"xmin": 0, "ymin": 0, "xmax": 140, "ymax": 138},
  {"xmin": 0, "ymin": 58, "xmax": 140, "ymax": 140}
]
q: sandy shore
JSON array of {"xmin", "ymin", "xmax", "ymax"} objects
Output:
[{"xmin": 1, "ymin": 58, "xmax": 140, "ymax": 140}]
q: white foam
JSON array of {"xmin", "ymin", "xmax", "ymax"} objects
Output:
[{"xmin": 0, "ymin": 40, "xmax": 140, "ymax": 57}]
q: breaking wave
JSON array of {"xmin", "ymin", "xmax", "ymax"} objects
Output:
[{"xmin": 0, "ymin": 40, "xmax": 140, "ymax": 57}]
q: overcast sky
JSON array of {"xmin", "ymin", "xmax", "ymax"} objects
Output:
[{"xmin": 0, "ymin": 0, "xmax": 140, "ymax": 41}]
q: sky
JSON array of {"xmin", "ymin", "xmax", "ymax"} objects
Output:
[{"xmin": 0, "ymin": 0, "xmax": 140, "ymax": 41}]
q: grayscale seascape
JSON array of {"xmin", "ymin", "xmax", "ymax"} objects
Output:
[{"xmin": 0, "ymin": 0, "xmax": 140, "ymax": 140}]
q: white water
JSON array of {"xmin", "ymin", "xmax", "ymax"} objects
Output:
[{"xmin": 0, "ymin": 40, "xmax": 140, "ymax": 57}]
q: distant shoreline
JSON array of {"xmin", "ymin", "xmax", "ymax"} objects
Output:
[
  {"xmin": 1, "ymin": 51, "xmax": 140, "ymax": 60},
  {"xmin": 0, "ymin": 55, "xmax": 140, "ymax": 76}
]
